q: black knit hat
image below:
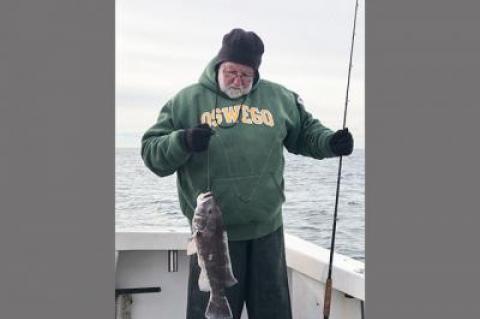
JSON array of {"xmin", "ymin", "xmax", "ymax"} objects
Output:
[{"xmin": 216, "ymin": 28, "xmax": 264, "ymax": 71}]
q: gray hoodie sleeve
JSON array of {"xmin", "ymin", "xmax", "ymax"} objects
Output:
[{"xmin": 141, "ymin": 101, "xmax": 191, "ymax": 177}]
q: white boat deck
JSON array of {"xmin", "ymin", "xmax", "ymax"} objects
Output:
[{"xmin": 115, "ymin": 231, "xmax": 364, "ymax": 319}]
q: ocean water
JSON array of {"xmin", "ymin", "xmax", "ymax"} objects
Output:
[{"xmin": 116, "ymin": 148, "xmax": 364, "ymax": 262}]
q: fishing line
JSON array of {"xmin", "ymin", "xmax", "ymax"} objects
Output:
[
  {"xmin": 207, "ymin": 142, "xmax": 211, "ymax": 191},
  {"xmin": 206, "ymin": 84, "xmax": 250, "ymax": 192},
  {"xmin": 323, "ymin": 1, "xmax": 360, "ymax": 318}
]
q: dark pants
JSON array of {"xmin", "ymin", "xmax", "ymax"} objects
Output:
[{"xmin": 186, "ymin": 226, "xmax": 292, "ymax": 319}]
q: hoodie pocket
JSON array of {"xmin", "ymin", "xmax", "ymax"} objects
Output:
[{"xmin": 212, "ymin": 173, "xmax": 285, "ymax": 226}]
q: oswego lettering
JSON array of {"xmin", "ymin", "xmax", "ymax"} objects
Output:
[{"xmin": 200, "ymin": 105, "xmax": 275, "ymax": 127}]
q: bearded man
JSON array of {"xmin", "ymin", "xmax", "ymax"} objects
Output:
[{"xmin": 141, "ymin": 28, "xmax": 353, "ymax": 319}]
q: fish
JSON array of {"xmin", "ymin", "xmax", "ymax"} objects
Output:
[{"xmin": 187, "ymin": 192, "xmax": 238, "ymax": 319}]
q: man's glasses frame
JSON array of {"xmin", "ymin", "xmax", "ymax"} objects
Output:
[{"xmin": 222, "ymin": 69, "xmax": 255, "ymax": 83}]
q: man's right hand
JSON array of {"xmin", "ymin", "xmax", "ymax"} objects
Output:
[{"xmin": 183, "ymin": 124, "xmax": 215, "ymax": 152}]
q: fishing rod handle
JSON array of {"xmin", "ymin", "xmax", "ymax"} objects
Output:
[{"xmin": 323, "ymin": 277, "xmax": 333, "ymax": 318}]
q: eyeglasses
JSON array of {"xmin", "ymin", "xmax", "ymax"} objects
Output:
[{"xmin": 222, "ymin": 70, "xmax": 255, "ymax": 82}]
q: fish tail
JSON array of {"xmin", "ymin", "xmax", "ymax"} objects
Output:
[{"xmin": 205, "ymin": 295, "xmax": 233, "ymax": 319}]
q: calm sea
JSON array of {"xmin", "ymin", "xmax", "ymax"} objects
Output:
[{"xmin": 116, "ymin": 148, "xmax": 364, "ymax": 262}]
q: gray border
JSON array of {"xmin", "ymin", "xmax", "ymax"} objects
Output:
[
  {"xmin": 2, "ymin": 0, "xmax": 480, "ymax": 318},
  {"xmin": 0, "ymin": 1, "xmax": 114, "ymax": 318},
  {"xmin": 367, "ymin": 1, "xmax": 480, "ymax": 318}
]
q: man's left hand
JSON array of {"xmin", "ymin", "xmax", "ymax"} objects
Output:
[{"xmin": 329, "ymin": 128, "xmax": 354, "ymax": 156}]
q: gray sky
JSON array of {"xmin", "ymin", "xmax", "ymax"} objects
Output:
[{"xmin": 116, "ymin": 0, "xmax": 364, "ymax": 148}]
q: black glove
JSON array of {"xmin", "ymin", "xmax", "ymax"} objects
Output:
[
  {"xmin": 329, "ymin": 128, "xmax": 354, "ymax": 156},
  {"xmin": 183, "ymin": 124, "xmax": 215, "ymax": 152}
]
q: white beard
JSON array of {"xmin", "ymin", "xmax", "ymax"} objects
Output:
[
  {"xmin": 220, "ymin": 85, "xmax": 252, "ymax": 99},
  {"xmin": 217, "ymin": 71, "xmax": 253, "ymax": 99}
]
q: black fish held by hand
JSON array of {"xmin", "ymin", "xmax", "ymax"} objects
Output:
[{"xmin": 187, "ymin": 192, "xmax": 238, "ymax": 319}]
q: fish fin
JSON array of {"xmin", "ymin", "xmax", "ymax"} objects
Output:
[
  {"xmin": 198, "ymin": 268, "xmax": 211, "ymax": 292},
  {"xmin": 186, "ymin": 238, "xmax": 197, "ymax": 256},
  {"xmin": 224, "ymin": 273, "xmax": 238, "ymax": 288},
  {"xmin": 222, "ymin": 231, "xmax": 238, "ymax": 288},
  {"xmin": 205, "ymin": 295, "xmax": 233, "ymax": 319}
]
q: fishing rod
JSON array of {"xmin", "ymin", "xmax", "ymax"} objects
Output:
[{"xmin": 323, "ymin": 0, "xmax": 360, "ymax": 318}]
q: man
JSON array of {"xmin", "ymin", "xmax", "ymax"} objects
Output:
[{"xmin": 141, "ymin": 28, "xmax": 353, "ymax": 319}]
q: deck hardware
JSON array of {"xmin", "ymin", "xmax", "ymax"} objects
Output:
[
  {"xmin": 168, "ymin": 249, "xmax": 178, "ymax": 272},
  {"xmin": 115, "ymin": 287, "xmax": 161, "ymax": 319},
  {"xmin": 115, "ymin": 294, "xmax": 132, "ymax": 319},
  {"xmin": 115, "ymin": 286, "xmax": 161, "ymax": 297}
]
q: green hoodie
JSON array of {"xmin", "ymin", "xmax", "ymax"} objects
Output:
[{"xmin": 141, "ymin": 58, "xmax": 336, "ymax": 240}]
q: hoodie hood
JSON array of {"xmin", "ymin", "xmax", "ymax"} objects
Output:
[{"xmin": 198, "ymin": 57, "xmax": 261, "ymax": 100}]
